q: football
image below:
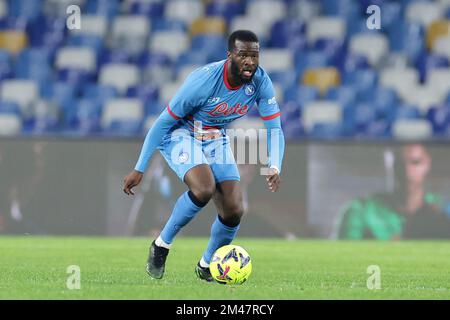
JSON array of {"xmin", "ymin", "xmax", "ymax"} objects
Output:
[{"xmin": 209, "ymin": 244, "xmax": 252, "ymax": 285}]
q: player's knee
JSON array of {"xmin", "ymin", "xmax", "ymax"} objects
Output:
[
  {"xmin": 223, "ymin": 203, "xmax": 244, "ymax": 225},
  {"xmin": 191, "ymin": 183, "xmax": 216, "ymax": 204}
]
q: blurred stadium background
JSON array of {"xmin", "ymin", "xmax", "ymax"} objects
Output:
[{"xmin": 1, "ymin": 0, "xmax": 450, "ymax": 239}]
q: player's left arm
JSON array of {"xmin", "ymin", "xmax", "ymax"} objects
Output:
[{"xmin": 256, "ymin": 74, "xmax": 285, "ymax": 192}]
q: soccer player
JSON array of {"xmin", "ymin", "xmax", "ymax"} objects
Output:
[{"xmin": 123, "ymin": 30, "xmax": 285, "ymax": 281}]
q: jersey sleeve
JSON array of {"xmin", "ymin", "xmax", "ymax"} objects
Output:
[
  {"xmin": 256, "ymin": 73, "xmax": 285, "ymax": 174},
  {"xmin": 134, "ymin": 67, "xmax": 212, "ymax": 173},
  {"xmin": 167, "ymin": 66, "xmax": 212, "ymax": 119}
]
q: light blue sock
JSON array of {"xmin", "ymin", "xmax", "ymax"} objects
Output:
[
  {"xmin": 202, "ymin": 216, "xmax": 240, "ymax": 264},
  {"xmin": 160, "ymin": 191, "xmax": 203, "ymax": 244}
]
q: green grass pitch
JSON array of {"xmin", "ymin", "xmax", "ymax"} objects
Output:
[{"xmin": 1, "ymin": 236, "xmax": 450, "ymax": 299}]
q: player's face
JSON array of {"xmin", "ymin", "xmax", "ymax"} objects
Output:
[
  {"xmin": 402, "ymin": 144, "xmax": 431, "ymax": 185},
  {"xmin": 229, "ymin": 40, "xmax": 259, "ymax": 83}
]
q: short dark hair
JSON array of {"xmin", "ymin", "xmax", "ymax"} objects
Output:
[{"xmin": 228, "ymin": 30, "xmax": 259, "ymax": 51}]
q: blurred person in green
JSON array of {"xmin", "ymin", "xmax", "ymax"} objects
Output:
[{"xmin": 336, "ymin": 143, "xmax": 450, "ymax": 240}]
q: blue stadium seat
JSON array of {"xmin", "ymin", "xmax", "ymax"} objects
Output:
[
  {"xmin": 0, "ymin": 101, "xmax": 20, "ymax": 115},
  {"xmin": 190, "ymin": 34, "xmax": 227, "ymax": 61},
  {"xmin": 312, "ymin": 38, "xmax": 347, "ymax": 66},
  {"xmin": 269, "ymin": 71, "xmax": 297, "ymax": 88},
  {"xmin": 0, "ymin": 49, "xmax": 12, "ymax": 79},
  {"xmin": 82, "ymin": 83, "xmax": 118, "ymax": 105},
  {"xmin": 351, "ymin": 102, "xmax": 376, "ymax": 134},
  {"xmin": 282, "ymin": 120, "xmax": 304, "ymax": 139},
  {"xmin": 269, "ymin": 18, "xmax": 306, "ymax": 48},
  {"xmin": 283, "ymin": 85, "xmax": 319, "ymax": 108},
  {"xmin": 294, "ymin": 50, "xmax": 330, "ymax": 77},
  {"xmin": 395, "ymin": 104, "xmax": 422, "ymax": 120},
  {"xmin": 126, "ymin": 84, "xmax": 159, "ymax": 103},
  {"xmin": 66, "ymin": 99, "xmax": 103, "ymax": 132},
  {"xmin": 389, "ymin": 21, "xmax": 425, "ymax": 64},
  {"xmin": 205, "ymin": 1, "xmax": 244, "ymax": 22},
  {"xmin": 325, "ymin": 85, "xmax": 356, "ymax": 110},
  {"xmin": 130, "ymin": 0, "xmax": 165, "ymax": 18},
  {"xmin": 342, "ymin": 69, "xmax": 377, "ymax": 101},
  {"xmin": 67, "ymin": 34, "xmax": 105, "ymax": 57},
  {"xmin": 98, "ymin": 49, "xmax": 133, "ymax": 67},
  {"xmin": 310, "ymin": 122, "xmax": 344, "ymax": 139},
  {"xmin": 41, "ymin": 82, "xmax": 76, "ymax": 112},
  {"xmin": 85, "ymin": 0, "xmax": 120, "ymax": 20},
  {"xmin": 426, "ymin": 105, "xmax": 450, "ymax": 135},
  {"xmin": 415, "ymin": 53, "xmax": 449, "ymax": 83},
  {"xmin": 321, "ymin": 0, "xmax": 361, "ymax": 21},
  {"xmin": 58, "ymin": 69, "xmax": 95, "ymax": 89},
  {"xmin": 281, "ymin": 101, "xmax": 301, "ymax": 124},
  {"xmin": 364, "ymin": 119, "xmax": 391, "ymax": 139},
  {"xmin": 105, "ymin": 119, "xmax": 143, "ymax": 136},
  {"xmin": 151, "ymin": 18, "xmax": 187, "ymax": 32},
  {"xmin": 8, "ymin": 0, "xmax": 42, "ymax": 21},
  {"xmin": 27, "ymin": 16, "xmax": 66, "ymax": 47},
  {"xmin": 338, "ymin": 53, "xmax": 370, "ymax": 73}
]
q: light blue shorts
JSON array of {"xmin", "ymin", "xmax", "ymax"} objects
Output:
[{"xmin": 158, "ymin": 131, "xmax": 240, "ymax": 183}]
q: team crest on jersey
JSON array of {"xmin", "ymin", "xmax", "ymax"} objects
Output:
[
  {"xmin": 244, "ymin": 84, "xmax": 255, "ymax": 96},
  {"xmin": 178, "ymin": 152, "xmax": 189, "ymax": 163}
]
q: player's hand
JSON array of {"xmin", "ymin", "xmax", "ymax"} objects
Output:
[
  {"xmin": 123, "ymin": 170, "xmax": 143, "ymax": 196},
  {"xmin": 266, "ymin": 167, "xmax": 281, "ymax": 193}
]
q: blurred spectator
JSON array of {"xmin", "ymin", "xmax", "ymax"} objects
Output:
[{"xmin": 336, "ymin": 143, "xmax": 450, "ymax": 239}]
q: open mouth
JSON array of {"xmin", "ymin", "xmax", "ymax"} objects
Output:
[{"xmin": 242, "ymin": 69, "xmax": 253, "ymax": 77}]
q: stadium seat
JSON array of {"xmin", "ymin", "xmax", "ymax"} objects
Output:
[
  {"xmin": 166, "ymin": 0, "xmax": 204, "ymax": 25},
  {"xmin": 189, "ymin": 17, "xmax": 226, "ymax": 36},
  {"xmin": 325, "ymin": 86, "xmax": 356, "ymax": 109},
  {"xmin": 389, "ymin": 21, "xmax": 425, "ymax": 63},
  {"xmin": 84, "ymin": 0, "xmax": 120, "ymax": 20},
  {"xmin": 27, "ymin": 99, "xmax": 60, "ymax": 133},
  {"xmin": 99, "ymin": 63, "xmax": 140, "ymax": 94},
  {"xmin": 82, "ymin": 83, "xmax": 119, "ymax": 105},
  {"xmin": 432, "ymin": 36, "xmax": 450, "ymax": 61},
  {"xmin": 0, "ymin": 113, "xmax": 21, "ymax": 135},
  {"xmin": 269, "ymin": 18, "xmax": 306, "ymax": 48},
  {"xmin": 295, "ymin": 50, "xmax": 330, "ymax": 79},
  {"xmin": 395, "ymin": 104, "xmax": 422, "ymax": 120},
  {"xmin": 205, "ymin": 0, "xmax": 243, "ymax": 22},
  {"xmin": 149, "ymin": 30, "xmax": 189, "ymax": 61},
  {"xmin": 427, "ymin": 68, "xmax": 450, "ymax": 97},
  {"xmin": 283, "ymin": 85, "xmax": 319, "ymax": 108},
  {"xmin": 310, "ymin": 123, "xmax": 344, "ymax": 139},
  {"xmin": 259, "ymin": 49, "xmax": 293, "ymax": 73},
  {"xmin": 415, "ymin": 52, "xmax": 449, "ymax": 83},
  {"xmin": 66, "ymin": 98, "xmax": 102, "ymax": 132},
  {"xmin": 406, "ymin": 1, "xmax": 443, "ymax": 27},
  {"xmin": 307, "ymin": 17, "xmax": 346, "ymax": 44},
  {"xmin": 129, "ymin": 0, "xmax": 165, "ymax": 18},
  {"xmin": 111, "ymin": 15, "xmax": 150, "ymax": 56},
  {"xmin": 302, "ymin": 67, "xmax": 341, "ymax": 95},
  {"xmin": 342, "ymin": 69, "xmax": 377, "ymax": 99},
  {"xmin": 71, "ymin": 15, "xmax": 108, "ymax": 38},
  {"xmin": 229, "ymin": 16, "xmax": 270, "ymax": 43},
  {"xmin": 392, "ymin": 119, "xmax": 432, "ymax": 140},
  {"xmin": 426, "ymin": 20, "xmax": 450, "ymax": 50},
  {"xmin": 142, "ymin": 65, "xmax": 173, "ymax": 88},
  {"xmin": 352, "ymin": 103, "xmax": 377, "ymax": 134},
  {"xmin": 0, "ymin": 0, "xmax": 7, "ymax": 19},
  {"xmin": 426, "ymin": 104, "xmax": 450, "ymax": 135},
  {"xmin": 9, "ymin": 0, "xmax": 42, "ymax": 20},
  {"xmin": 379, "ymin": 67, "xmax": 420, "ymax": 101},
  {"xmin": 247, "ymin": 0, "xmax": 287, "ymax": 27},
  {"xmin": 101, "ymin": 98, "xmax": 144, "ymax": 129},
  {"xmin": 289, "ymin": 0, "xmax": 321, "ymax": 23},
  {"xmin": 55, "ymin": 47, "xmax": 97, "ymax": 72},
  {"xmin": 349, "ymin": 33, "xmax": 389, "ymax": 67},
  {"xmin": 401, "ymin": 84, "xmax": 446, "ymax": 113},
  {"xmin": 40, "ymin": 82, "xmax": 76, "ymax": 113},
  {"xmin": 302, "ymin": 101, "xmax": 342, "ymax": 133},
  {"xmin": 0, "ymin": 30, "xmax": 27, "ymax": 54},
  {"xmin": 0, "ymin": 79, "xmax": 39, "ymax": 114}
]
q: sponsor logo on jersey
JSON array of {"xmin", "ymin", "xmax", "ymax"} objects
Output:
[
  {"xmin": 207, "ymin": 102, "xmax": 249, "ymax": 117},
  {"xmin": 244, "ymin": 84, "xmax": 255, "ymax": 96},
  {"xmin": 207, "ymin": 97, "xmax": 221, "ymax": 104},
  {"xmin": 268, "ymin": 96, "xmax": 277, "ymax": 105}
]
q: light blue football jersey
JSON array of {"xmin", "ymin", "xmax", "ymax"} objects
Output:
[
  {"xmin": 134, "ymin": 59, "xmax": 285, "ymax": 173},
  {"xmin": 167, "ymin": 60, "xmax": 281, "ymax": 132}
]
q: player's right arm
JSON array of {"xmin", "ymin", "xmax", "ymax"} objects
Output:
[{"xmin": 123, "ymin": 67, "xmax": 211, "ymax": 195}]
